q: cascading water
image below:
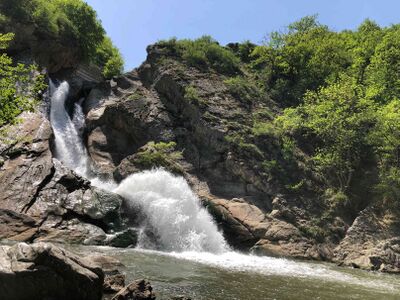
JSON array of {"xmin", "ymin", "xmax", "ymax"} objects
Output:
[
  {"xmin": 49, "ymin": 80, "xmax": 226, "ymax": 252},
  {"xmin": 116, "ymin": 170, "xmax": 228, "ymax": 252},
  {"xmin": 49, "ymin": 80, "xmax": 89, "ymax": 176}
]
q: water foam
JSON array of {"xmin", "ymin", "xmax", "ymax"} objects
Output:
[{"xmin": 115, "ymin": 169, "xmax": 228, "ymax": 253}]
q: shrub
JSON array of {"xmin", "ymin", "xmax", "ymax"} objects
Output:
[
  {"xmin": 0, "ymin": 0, "xmax": 124, "ymax": 76},
  {"xmin": 95, "ymin": 37, "xmax": 124, "ymax": 78},
  {"xmin": 0, "ymin": 33, "xmax": 45, "ymax": 126},
  {"xmin": 158, "ymin": 36, "xmax": 240, "ymax": 75},
  {"xmin": 224, "ymin": 76, "xmax": 260, "ymax": 103},
  {"xmin": 134, "ymin": 141, "xmax": 183, "ymax": 173},
  {"xmin": 184, "ymin": 85, "xmax": 202, "ymax": 105}
]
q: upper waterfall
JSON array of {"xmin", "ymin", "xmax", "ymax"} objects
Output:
[
  {"xmin": 49, "ymin": 81, "xmax": 228, "ymax": 253},
  {"xmin": 49, "ymin": 80, "xmax": 89, "ymax": 176}
]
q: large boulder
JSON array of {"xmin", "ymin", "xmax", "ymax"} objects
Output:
[
  {"xmin": 0, "ymin": 242, "xmax": 104, "ymax": 300},
  {"xmin": 334, "ymin": 207, "xmax": 400, "ymax": 273},
  {"xmin": 86, "ymin": 254, "xmax": 126, "ymax": 294}
]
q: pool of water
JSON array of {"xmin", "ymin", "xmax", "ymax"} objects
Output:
[{"xmin": 74, "ymin": 246, "xmax": 400, "ymax": 300}]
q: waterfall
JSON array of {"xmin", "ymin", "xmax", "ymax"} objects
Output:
[
  {"xmin": 49, "ymin": 81, "xmax": 227, "ymax": 253},
  {"xmin": 49, "ymin": 80, "xmax": 89, "ymax": 177},
  {"xmin": 116, "ymin": 169, "xmax": 228, "ymax": 252}
]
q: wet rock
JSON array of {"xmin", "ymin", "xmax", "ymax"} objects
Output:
[
  {"xmin": 0, "ymin": 112, "xmax": 123, "ymax": 245},
  {"xmin": 111, "ymin": 279, "xmax": 156, "ymax": 300},
  {"xmin": 85, "ymin": 254, "xmax": 125, "ymax": 293},
  {"xmin": 0, "ymin": 242, "xmax": 104, "ymax": 300},
  {"xmin": 106, "ymin": 228, "xmax": 139, "ymax": 248}
]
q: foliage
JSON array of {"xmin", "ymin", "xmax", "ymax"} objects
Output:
[
  {"xmin": 224, "ymin": 76, "xmax": 261, "ymax": 103},
  {"xmin": 251, "ymin": 15, "xmax": 351, "ymax": 106},
  {"xmin": 134, "ymin": 141, "xmax": 183, "ymax": 173},
  {"xmin": 184, "ymin": 85, "xmax": 201, "ymax": 104},
  {"xmin": 94, "ymin": 37, "xmax": 124, "ymax": 78},
  {"xmin": 276, "ymin": 75, "xmax": 376, "ymax": 192},
  {"xmin": 0, "ymin": 33, "xmax": 45, "ymax": 126},
  {"xmin": 0, "ymin": 0, "xmax": 124, "ymax": 77},
  {"xmin": 158, "ymin": 36, "xmax": 240, "ymax": 75}
]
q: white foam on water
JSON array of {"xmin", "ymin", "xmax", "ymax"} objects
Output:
[{"xmin": 115, "ymin": 169, "xmax": 228, "ymax": 253}]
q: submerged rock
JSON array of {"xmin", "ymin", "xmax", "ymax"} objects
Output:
[
  {"xmin": 111, "ymin": 279, "xmax": 156, "ymax": 300},
  {"xmin": 0, "ymin": 242, "xmax": 104, "ymax": 300}
]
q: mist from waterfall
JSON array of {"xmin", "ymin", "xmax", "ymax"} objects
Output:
[{"xmin": 116, "ymin": 169, "xmax": 228, "ymax": 252}]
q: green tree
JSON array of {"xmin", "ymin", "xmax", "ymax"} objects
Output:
[
  {"xmin": 0, "ymin": 33, "xmax": 42, "ymax": 126},
  {"xmin": 369, "ymin": 100, "xmax": 400, "ymax": 203},
  {"xmin": 276, "ymin": 75, "xmax": 376, "ymax": 192}
]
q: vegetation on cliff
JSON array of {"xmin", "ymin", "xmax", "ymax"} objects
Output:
[
  {"xmin": 155, "ymin": 16, "xmax": 400, "ymax": 215},
  {"xmin": 0, "ymin": 0, "xmax": 124, "ymax": 77},
  {"xmin": 0, "ymin": 33, "xmax": 45, "ymax": 126}
]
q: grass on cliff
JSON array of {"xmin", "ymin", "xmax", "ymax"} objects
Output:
[{"xmin": 134, "ymin": 141, "xmax": 184, "ymax": 174}]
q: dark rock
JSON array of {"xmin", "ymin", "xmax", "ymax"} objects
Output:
[
  {"xmin": 106, "ymin": 228, "xmax": 139, "ymax": 248},
  {"xmin": 0, "ymin": 209, "xmax": 37, "ymax": 242},
  {"xmin": 0, "ymin": 242, "xmax": 104, "ymax": 300},
  {"xmin": 85, "ymin": 254, "xmax": 125, "ymax": 293},
  {"xmin": 111, "ymin": 279, "xmax": 156, "ymax": 300}
]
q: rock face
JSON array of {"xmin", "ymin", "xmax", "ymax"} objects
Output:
[
  {"xmin": 0, "ymin": 112, "xmax": 124, "ymax": 246},
  {"xmin": 0, "ymin": 242, "xmax": 104, "ymax": 300},
  {"xmin": 334, "ymin": 207, "xmax": 400, "ymax": 273},
  {"xmin": 81, "ymin": 46, "xmax": 336, "ymax": 263},
  {"xmin": 111, "ymin": 279, "xmax": 156, "ymax": 300}
]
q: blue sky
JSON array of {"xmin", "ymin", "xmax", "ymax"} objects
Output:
[{"xmin": 85, "ymin": 0, "xmax": 400, "ymax": 71}]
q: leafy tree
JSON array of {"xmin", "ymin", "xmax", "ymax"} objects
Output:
[
  {"xmin": 0, "ymin": 0, "xmax": 124, "ymax": 77},
  {"xmin": 0, "ymin": 33, "xmax": 43, "ymax": 126},
  {"xmin": 276, "ymin": 75, "xmax": 376, "ymax": 192},
  {"xmin": 369, "ymin": 100, "xmax": 400, "ymax": 203},
  {"xmin": 251, "ymin": 16, "xmax": 351, "ymax": 106},
  {"xmin": 366, "ymin": 26, "xmax": 400, "ymax": 102},
  {"xmin": 94, "ymin": 37, "xmax": 124, "ymax": 78}
]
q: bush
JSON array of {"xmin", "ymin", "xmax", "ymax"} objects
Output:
[
  {"xmin": 184, "ymin": 85, "xmax": 201, "ymax": 104},
  {"xmin": 0, "ymin": 0, "xmax": 124, "ymax": 76},
  {"xmin": 158, "ymin": 36, "xmax": 240, "ymax": 75},
  {"xmin": 224, "ymin": 76, "xmax": 260, "ymax": 103},
  {"xmin": 95, "ymin": 37, "xmax": 124, "ymax": 78},
  {"xmin": 134, "ymin": 141, "xmax": 183, "ymax": 173},
  {"xmin": 0, "ymin": 33, "xmax": 45, "ymax": 126}
]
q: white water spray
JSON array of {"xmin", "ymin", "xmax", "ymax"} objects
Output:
[{"xmin": 116, "ymin": 169, "xmax": 228, "ymax": 252}]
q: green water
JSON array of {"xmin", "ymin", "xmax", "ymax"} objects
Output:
[{"xmin": 75, "ymin": 246, "xmax": 400, "ymax": 300}]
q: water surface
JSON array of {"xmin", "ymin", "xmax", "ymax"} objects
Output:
[{"xmin": 76, "ymin": 246, "xmax": 400, "ymax": 300}]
